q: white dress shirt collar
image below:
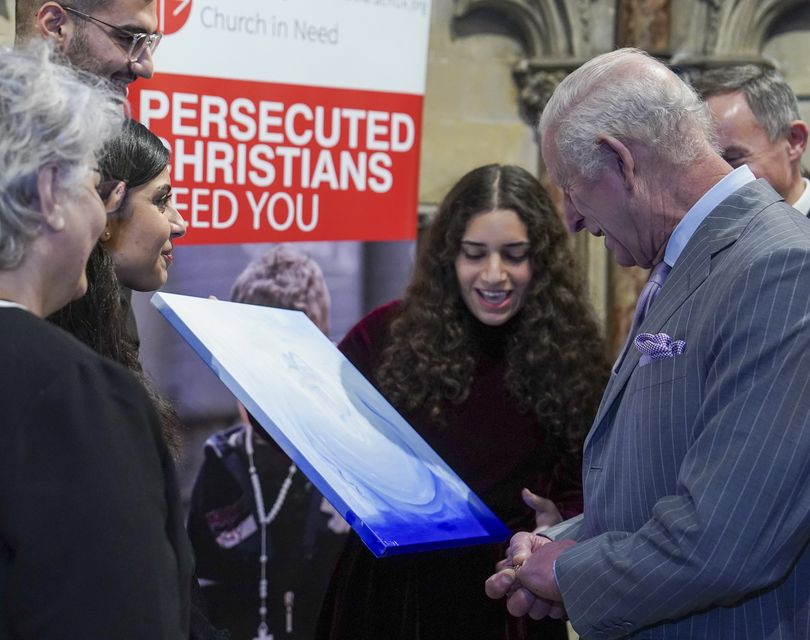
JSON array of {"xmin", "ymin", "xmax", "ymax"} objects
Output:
[
  {"xmin": 664, "ymin": 165, "xmax": 756, "ymax": 268},
  {"xmin": 790, "ymin": 178, "xmax": 810, "ymax": 216}
]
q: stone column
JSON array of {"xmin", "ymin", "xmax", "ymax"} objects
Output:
[{"xmin": 618, "ymin": 0, "xmax": 670, "ymax": 50}]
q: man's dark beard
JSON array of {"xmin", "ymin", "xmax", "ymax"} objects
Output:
[
  {"xmin": 64, "ymin": 24, "xmax": 99, "ymax": 74},
  {"xmin": 64, "ymin": 23, "xmax": 130, "ymax": 96}
]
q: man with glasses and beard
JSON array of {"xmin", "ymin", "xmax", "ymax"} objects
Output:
[
  {"xmin": 15, "ymin": 0, "xmax": 161, "ymax": 95},
  {"xmin": 15, "ymin": 1, "xmax": 186, "ymax": 343}
]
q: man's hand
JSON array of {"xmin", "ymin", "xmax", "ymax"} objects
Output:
[
  {"xmin": 490, "ymin": 530, "xmax": 546, "ymax": 579},
  {"xmin": 486, "ymin": 533, "xmax": 576, "ymax": 620},
  {"xmin": 486, "ymin": 565, "xmax": 562, "ymax": 619},
  {"xmin": 512, "ymin": 538, "xmax": 576, "ymax": 602}
]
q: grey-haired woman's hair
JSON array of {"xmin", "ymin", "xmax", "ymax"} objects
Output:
[
  {"xmin": 231, "ymin": 244, "xmax": 331, "ymax": 334},
  {"xmin": 0, "ymin": 40, "xmax": 124, "ymax": 270},
  {"xmin": 540, "ymin": 48, "xmax": 716, "ymax": 179}
]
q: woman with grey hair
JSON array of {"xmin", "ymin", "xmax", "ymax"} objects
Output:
[
  {"xmin": 188, "ymin": 245, "xmax": 347, "ymax": 640},
  {"xmin": 230, "ymin": 243, "xmax": 331, "ymax": 333},
  {"xmin": 0, "ymin": 42, "xmax": 191, "ymax": 638}
]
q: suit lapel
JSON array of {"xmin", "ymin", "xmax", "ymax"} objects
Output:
[{"xmin": 584, "ymin": 180, "xmax": 781, "ymax": 451}]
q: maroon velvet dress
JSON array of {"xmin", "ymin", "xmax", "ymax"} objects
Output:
[{"xmin": 316, "ymin": 301, "xmax": 581, "ymax": 640}]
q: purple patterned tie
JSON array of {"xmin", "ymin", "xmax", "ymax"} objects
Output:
[{"xmin": 613, "ymin": 261, "xmax": 672, "ymax": 373}]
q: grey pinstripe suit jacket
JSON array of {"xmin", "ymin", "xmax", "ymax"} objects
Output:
[{"xmin": 549, "ymin": 180, "xmax": 810, "ymax": 639}]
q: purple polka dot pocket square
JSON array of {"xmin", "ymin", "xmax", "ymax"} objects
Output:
[{"xmin": 634, "ymin": 332, "xmax": 686, "ymax": 368}]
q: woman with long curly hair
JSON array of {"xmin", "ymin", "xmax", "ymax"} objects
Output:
[{"xmin": 317, "ymin": 164, "xmax": 609, "ymax": 640}]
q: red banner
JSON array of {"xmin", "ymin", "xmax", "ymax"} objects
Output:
[{"xmin": 130, "ymin": 73, "xmax": 422, "ymax": 244}]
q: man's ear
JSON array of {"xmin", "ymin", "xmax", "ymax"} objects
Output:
[
  {"xmin": 596, "ymin": 134, "xmax": 636, "ymax": 190},
  {"xmin": 786, "ymin": 120, "xmax": 809, "ymax": 162},
  {"xmin": 36, "ymin": 165, "xmax": 65, "ymax": 231},
  {"xmin": 34, "ymin": 2, "xmax": 69, "ymax": 50}
]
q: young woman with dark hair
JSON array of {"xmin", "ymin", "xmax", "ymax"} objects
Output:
[
  {"xmin": 99, "ymin": 117, "xmax": 185, "ymax": 292},
  {"xmin": 49, "ymin": 118, "xmax": 187, "ymax": 454},
  {"xmin": 317, "ymin": 164, "xmax": 610, "ymax": 640}
]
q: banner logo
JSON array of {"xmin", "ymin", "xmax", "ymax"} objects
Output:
[{"xmin": 157, "ymin": 0, "xmax": 192, "ymax": 35}]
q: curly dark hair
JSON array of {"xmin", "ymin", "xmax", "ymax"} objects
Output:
[{"xmin": 376, "ymin": 164, "xmax": 609, "ymax": 460}]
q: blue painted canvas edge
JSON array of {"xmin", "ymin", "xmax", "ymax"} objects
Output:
[{"xmin": 151, "ymin": 292, "xmax": 511, "ymax": 556}]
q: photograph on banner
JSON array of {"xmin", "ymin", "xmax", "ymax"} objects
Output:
[{"xmin": 131, "ymin": 0, "xmax": 432, "ymax": 244}]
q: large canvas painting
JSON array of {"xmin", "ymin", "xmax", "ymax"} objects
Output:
[{"xmin": 152, "ymin": 293, "xmax": 510, "ymax": 556}]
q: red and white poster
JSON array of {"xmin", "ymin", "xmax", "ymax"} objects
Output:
[{"xmin": 130, "ymin": 0, "xmax": 432, "ymax": 244}]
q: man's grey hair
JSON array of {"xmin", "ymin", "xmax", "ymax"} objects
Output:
[
  {"xmin": 15, "ymin": 0, "xmax": 107, "ymax": 40},
  {"xmin": 540, "ymin": 48, "xmax": 717, "ymax": 180},
  {"xmin": 691, "ymin": 64, "xmax": 801, "ymax": 142},
  {"xmin": 0, "ymin": 40, "xmax": 124, "ymax": 270}
]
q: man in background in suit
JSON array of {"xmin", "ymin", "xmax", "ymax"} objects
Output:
[
  {"xmin": 486, "ymin": 48, "xmax": 810, "ymax": 639},
  {"xmin": 692, "ymin": 64, "xmax": 810, "ymax": 216},
  {"xmin": 15, "ymin": 0, "xmax": 159, "ymax": 95}
]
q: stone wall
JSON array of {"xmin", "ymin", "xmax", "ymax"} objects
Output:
[{"xmin": 419, "ymin": 2, "xmax": 539, "ymax": 202}]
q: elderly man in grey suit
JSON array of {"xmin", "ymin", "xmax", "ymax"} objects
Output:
[{"xmin": 486, "ymin": 48, "xmax": 810, "ymax": 639}]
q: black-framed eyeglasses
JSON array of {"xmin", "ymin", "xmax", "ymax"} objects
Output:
[{"xmin": 62, "ymin": 5, "xmax": 162, "ymax": 63}]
